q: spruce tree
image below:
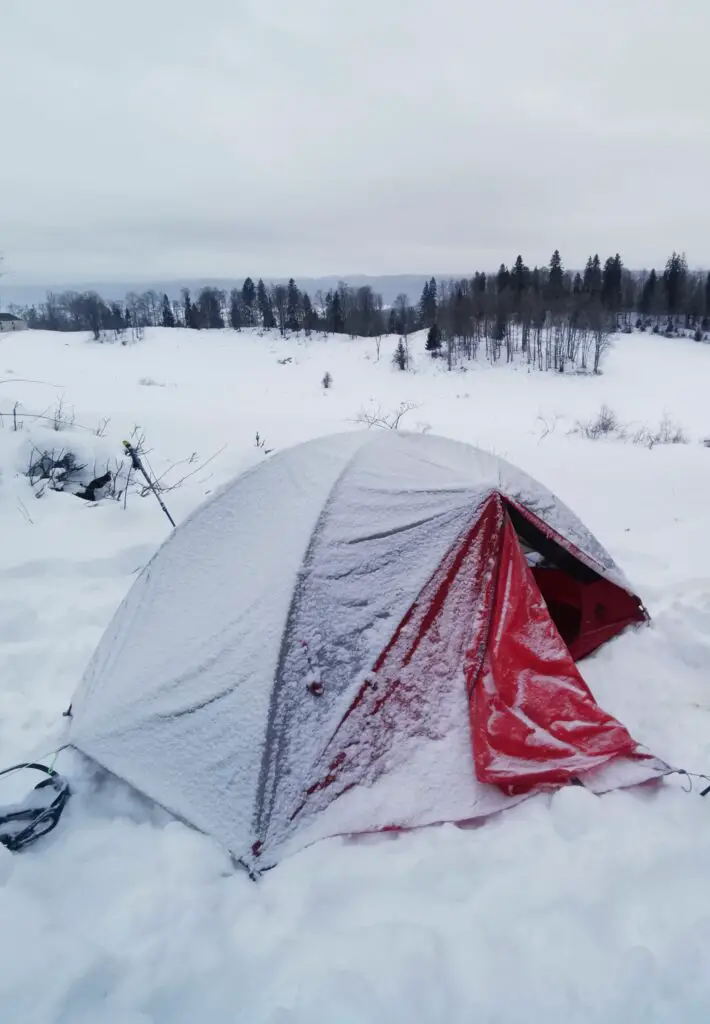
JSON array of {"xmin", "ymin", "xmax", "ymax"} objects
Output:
[
  {"xmin": 418, "ymin": 281, "xmax": 430, "ymax": 328},
  {"xmin": 257, "ymin": 278, "xmax": 276, "ymax": 329},
  {"xmin": 583, "ymin": 255, "xmax": 602, "ymax": 296},
  {"xmin": 181, "ymin": 288, "xmax": 193, "ymax": 328},
  {"xmin": 511, "ymin": 256, "xmax": 529, "ymax": 301},
  {"xmin": 392, "ymin": 338, "xmax": 407, "ymax": 370},
  {"xmin": 426, "ymin": 323, "xmax": 442, "ymax": 354},
  {"xmin": 418, "ymin": 277, "xmax": 438, "ymax": 328},
  {"xmin": 663, "ymin": 252, "xmax": 688, "ymax": 316},
  {"xmin": 302, "ymin": 292, "xmax": 317, "ymax": 334},
  {"xmin": 271, "ymin": 285, "xmax": 288, "ymax": 336},
  {"xmin": 184, "ymin": 290, "xmax": 203, "ymax": 328},
  {"xmin": 229, "ymin": 288, "xmax": 243, "ymax": 330},
  {"xmin": 547, "ymin": 250, "xmax": 565, "ymax": 300},
  {"xmin": 161, "ymin": 293, "xmax": 175, "ymax": 328},
  {"xmin": 286, "ymin": 278, "xmax": 302, "ymax": 332},
  {"xmin": 330, "ymin": 290, "xmax": 344, "ymax": 334},
  {"xmin": 601, "ymin": 254, "xmax": 623, "ymax": 311},
  {"xmin": 241, "ymin": 277, "xmax": 256, "ymax": 326},
  {"xmin": 496, "ymin": 264, "xmax": 511, "ymax": 293},
  {"xmin": 429, "ymin": 277, "xmax": 438, "ymax": 320}
]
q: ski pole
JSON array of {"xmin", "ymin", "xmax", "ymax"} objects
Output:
[{"xmin": 122, "ymin": 441, "xmax": 176, "ymax": 529}]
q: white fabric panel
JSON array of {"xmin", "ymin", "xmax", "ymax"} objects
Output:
[{"xmin": 70, "ymin": 433, "xmax": 369, "ymax": 855}]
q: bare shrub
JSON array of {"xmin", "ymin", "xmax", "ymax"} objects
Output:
[
  {"xmin": 52, "ymin": 396, "xmax": 75, "ymax": 432},
  {"xmin": 354, "ymin": 401, "xmax": 419, "ymax": 430},
  {"xmin": 573, "ymin": 407, "xmax": 689, "ymax": 449},
  {"xmin": 536, "ymin": 413, "xmax": 562, "ymax": 441},
  {"xmin": 632, "ymin": 415, "xmax": 688, "ymax": 449},
  {"xmin": 573, "ymin": 405, "xmax": 618, "ymax": 440},
  {"xmin": 27, "ymin": 448, "xmax": 85, "ymax": 495}
]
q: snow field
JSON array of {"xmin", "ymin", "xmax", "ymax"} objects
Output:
[{"xmin": 1, "ymin": 326, "xmax": 710, "ymax": 1022}]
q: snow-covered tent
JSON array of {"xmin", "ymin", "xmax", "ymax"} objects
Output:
[{"xmin": 68, "ymin": 431, "xmax": 666, "ymax": 870}]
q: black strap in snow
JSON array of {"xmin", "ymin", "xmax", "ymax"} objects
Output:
[{"xmin": 0, "ymin": 762, "xmax": 71, "ymax": 852}]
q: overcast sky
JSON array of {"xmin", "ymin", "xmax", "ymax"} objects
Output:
[{"xmin": 2, "ymin": 0, "xmax": 709, "ymax": 285}]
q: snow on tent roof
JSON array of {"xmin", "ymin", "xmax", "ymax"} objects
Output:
[{"xmin": 68, "ymin": 431, "xmax": 666, "ymax": 870}]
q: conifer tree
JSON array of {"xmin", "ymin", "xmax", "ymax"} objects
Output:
[
  {"xmin": 161, "ymin": 293, "xmax": 175, "ymax": 328},
  {"xmin": 426, "ymin": 323, "xmax": 442, "ymax": 354},
  {"xmin": 601, "ymin": 254, "xmax": 623, "ymax": 311},
  {"xmin": 241, "ymin": 277, "xmax": 256, "ymax": 326},
  {"xmin": 330, "ymin": 290, "xmax": 345, "ymax": 333},
  {"xmin": 547, "ymin": 250, "xmax": 565, "ymax": 300},
  {"xmin": 181, "ymin": 288, "xmax": 193, "ymax": 328},
  {"xmin": 496, "ymin": 264, "xmax": 511, "ymax": 293},
  {"xmin": 583, "ymin": 255, "xmax": 602, "ymax": 296},
  {"xmin": 257, "ymin": 278, "xmax": 275, "ymax": 329},
  {"xmin": 229, "ymin": 288, "xmax": 243, "ymax": 329},
  {"xmin": 418, "ymin": 277, "xmax": 438, "ymax": 328},
  {"xmin": 663, "ymin": 252, "xmax": 688, "ymax": 316},
  {"xmin": 302, "ymin": 292, "xmax": 318, "ymax": 334},
  {"xmin": 511, "ymin": 255, "xmax": 529, "ymax": 302},
  {"xmin": 286, "ymin": 278, "xmax": 302, "ymax": 332}
]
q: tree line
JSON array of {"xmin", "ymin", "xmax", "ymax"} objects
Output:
[
  {"xmin": 424, "ymin": 251, "xmax": 708, "ymax": 372},
  {"xmin": 8, "ymin": 251, "xmax": 709, "ymax": 372},
  {"xmin": 10, "ymin": 278, "xmax": 393, "ymax": 340}
]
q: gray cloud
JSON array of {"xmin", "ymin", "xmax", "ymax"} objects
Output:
[{"xmin": 2, "ymin": 0, "xmax": 709, "ymax": 285}]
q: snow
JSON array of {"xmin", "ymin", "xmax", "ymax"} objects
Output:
[{"xmin": 2, "ymin": 326, "xmax": 710, "ymax": 1020}]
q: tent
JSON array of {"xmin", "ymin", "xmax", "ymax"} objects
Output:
[{"xmin": 68, "ymin": 431, "xmax": 667, "ymax": 870}]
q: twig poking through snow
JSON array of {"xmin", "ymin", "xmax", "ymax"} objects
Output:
[
  {"xmin": 16, "ymin": 498, "xmax": 34, "ymax": 525},
  {"xmin": 353, "ymin": 401, "xmax": 420, "ymax": 430},
  {"xmin": 536, "ymin": 413, "xmax": 562, "ymax": 442}
]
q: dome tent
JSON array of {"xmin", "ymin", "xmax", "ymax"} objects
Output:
[{"xmin": 68, "ymin": 431, "xmax": 666, "ymax": 871}]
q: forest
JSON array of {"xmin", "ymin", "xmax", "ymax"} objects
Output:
[{"xmin": 8, "ymin": 251, "xmax": 707, "ymax": 374}]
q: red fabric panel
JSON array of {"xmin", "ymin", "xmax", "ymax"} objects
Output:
[
  {"xmin": 531, "ymin": 568, "xmax": 581, "ymax": 608},
  {"xmin": 289, "ymin": 494, "xmax": 505, "ymax": 822},
  {"xmin": 532, "ymin": 567, "xmax": 646, "ymax": 662},
  {"xmin": 470, "ymin": 515, "xmax": 639, "ymax": 793},
  {"xmin": 569, "ymin": 578, "xmax": 646, "ymax": 661}
]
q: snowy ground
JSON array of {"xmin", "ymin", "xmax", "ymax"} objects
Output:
[{"xmin": 2, "ymin": 326, "xmax": 710, "ymax": 1022}]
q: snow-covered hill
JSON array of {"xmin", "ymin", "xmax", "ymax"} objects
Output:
[{"xmin": 2, "ymin": 326, "xmax": 710, "ymax": 1022}]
